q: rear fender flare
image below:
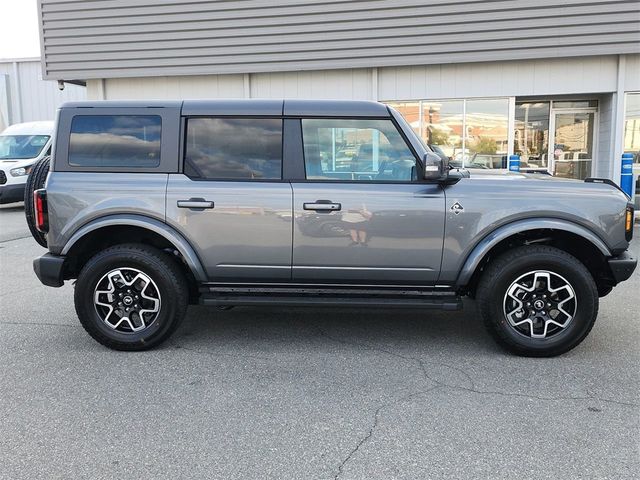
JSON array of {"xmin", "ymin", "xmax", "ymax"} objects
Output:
[{"xmin": 61, "ymin": 214, "xmax": 207, "ymax": 282}]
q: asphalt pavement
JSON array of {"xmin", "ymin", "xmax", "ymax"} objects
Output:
[{"xmin": 0, "ymin": 202, "xmax": 638, "ymax": 480}]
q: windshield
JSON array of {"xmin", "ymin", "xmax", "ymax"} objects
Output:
[{"xmin": 0, "ymin": 135, "xmax": 50, "ymax": 159}]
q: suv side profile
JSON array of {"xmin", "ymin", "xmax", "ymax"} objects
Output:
[{"xmin": 29, "ymin": 100, "xmax": 636, "ymax": 356}]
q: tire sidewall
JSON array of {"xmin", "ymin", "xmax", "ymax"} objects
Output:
[
  {"xmin": 485, "ymin": 252, "xmax": 597, "ymax": 354},
  {"xmin": 75, "ymin": 250, "xmax": 183, "ymax": 347}
]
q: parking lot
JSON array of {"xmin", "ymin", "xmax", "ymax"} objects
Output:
[{"xmin": 0, "ymin": 202, "xmax": 638, "ymax": 480}]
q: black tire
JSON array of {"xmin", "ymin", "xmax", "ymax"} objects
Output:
[
  {"xmin": 476, "ymin": 245, "xmax": 598, "ymax": 357},
  {"xmin": 24, "ymin": 156, "xmax": 50, "ymax": 247},
  {"xmin": 74, "ymin": 244, "xmax": 189, "ymax": 351}
]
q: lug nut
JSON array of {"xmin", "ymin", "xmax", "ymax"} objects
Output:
[{"xmin": 541, "ymin": 311, "xmax": 546, "ymax": 315}]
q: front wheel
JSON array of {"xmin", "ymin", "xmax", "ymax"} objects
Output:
[
  {"xmin": 476, "ymin": 245, "xmax": 598, "ymax": 357},
  {"xmin": 74, "ymin": 244, "xmax": 188, "ymax": 351}
]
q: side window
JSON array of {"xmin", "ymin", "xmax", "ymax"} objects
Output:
[
  {"xmin": 184, "ymin": 117, "xmax": 282, "ymax": 180},
  {"xmin": 301, "ymin": 118, "xmax": 417, "ymax": 181},
  {"xmin": 69, "ymin": 115, "xmax": 161, "ymax": 167}
]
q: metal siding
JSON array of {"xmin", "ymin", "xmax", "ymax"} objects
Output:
[
  {"xmin": 0, "ymin": 59, "xmax": 86, "ymax": 126},
  {"xmin": 39, "ymin": 0, "xmax": 640, "ymax": 80}
]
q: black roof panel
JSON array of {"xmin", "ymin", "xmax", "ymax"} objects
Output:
[{"xmin": 60, "ymin": 99, "xmax": 391, "ymax": 118}]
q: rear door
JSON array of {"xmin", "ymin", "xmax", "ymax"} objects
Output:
[
  {"xmin": 291, "ymin": 117, "xmax": 445, "ymax": 284},
  {"xmin": 165, "ymin": 110, "xmax": 293, "ymax": 282}
]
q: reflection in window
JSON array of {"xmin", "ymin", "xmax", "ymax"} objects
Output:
[
  {"xmin": 69, "ymin": 115, "xmax": 161, "ymax": 167},
  {"xmin": 465, "ymin": 99, "xmax": 509, "ymax": 169},
  {"xmin": 624, "ymin": 92, "xmax": 640, "ymax": 164},
  {"xmin": 184, "ymin": 118, "xmax": 282, "ymax": 180},
  {"xmin": 301, "ymin": 119, "xmax": 417, "ymax": 182},
  {"xmin": 387, "ymin": 98, "xmax": 509, "ymax": 169},
  {"xmin": 515, "ymin": 102, "xmax": 550, "ymax": 170},
  {"xmin": 422, "ymin": 101, "xmax": 463, "ymax": 166}
]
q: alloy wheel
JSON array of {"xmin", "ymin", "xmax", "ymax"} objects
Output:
[
  {"xmin": 93, "ymin": 267, "xmax": 161, "ymax": 333},
  {"xmin": 502, "ymin": 270, "xmax": 577, "ymax": 339}
]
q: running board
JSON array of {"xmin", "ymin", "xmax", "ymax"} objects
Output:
[{"xmin": 199, "ymin": 286, "xmax": 462, "ymax": 310}]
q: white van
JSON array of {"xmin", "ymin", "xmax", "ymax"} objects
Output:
[{"xmin": 0, "ymin": 121, "xmax": 54, "ymax": 204}]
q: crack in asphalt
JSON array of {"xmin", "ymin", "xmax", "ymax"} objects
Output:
[
  {"xmin": 0, "ymin": 235, "xmax": 32, "ymax": 244},
  {"xmin": 333, "ymin": 385, "xmax": 441, "ymax": 480},
  {"xmin": 317, "ymin": 326, "xmax": 640, "ymax": 479},
  {"xmin": 0, "ymin": 320, "xmax": 77, "ymax": 328},
  {"xmin": 317, "ymin": 327, "xmax": 639, "ymax": 407}
]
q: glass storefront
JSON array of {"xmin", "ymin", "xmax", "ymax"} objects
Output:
[
  {"xmin": 421, "ymin": 100, "xmax": 463, "ymax": 163},
  {"xmin": 388, "ymin": 98, "xmax": 509, "ymax": 169},
  {"xmin": 389, "ymin": 97, "xmax": 598, "ymax": 179},
  {"xmin": 624, "ymin": 92, "xmax": 640, "ymax": 202},
  {"xmin": 624, "ymin": 92, "xmax": 640, "ymax": 162},
  {"xmin": 515, "ymin": 102, "xmax": 550, "ymax": 171}
]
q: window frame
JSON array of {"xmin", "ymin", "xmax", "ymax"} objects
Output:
[
  {"xmin": 55, "ymin": 107, "xmax": 181, "ymax": 173},
  {"xmin": 295, "ymin": 115, "xmax": 426, "ymax": 184},
  {"xmin": 180, "ymin": 115, "xmax": 285, "ymax": 182}
]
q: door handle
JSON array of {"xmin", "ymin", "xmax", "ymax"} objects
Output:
[
  {"xmin": 303, "ymin": 201, "xmax": 341, "ymax": 212},
  {"xmin": 177, "ymin": 198, "xmax": 215, "ymax": 210}
]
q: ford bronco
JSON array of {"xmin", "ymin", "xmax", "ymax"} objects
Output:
[{"xmin": 28, "ymin": 100, "xmax": 636, "ymax": 356}]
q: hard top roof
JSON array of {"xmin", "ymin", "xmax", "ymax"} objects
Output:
[{"xmin": 60, "ymin": 99, "xmax": 391, "ymax": 117}]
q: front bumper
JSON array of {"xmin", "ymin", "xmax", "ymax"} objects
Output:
[
  {"xmin": 608, "ymin": 251, "xmax": 637, "ymax": 284},
  {"xmin": 33, "ymin": 253, "xmax": 66, "ymax": 287},
  {"xmin": 0, "ymin": 183, "xmax": 25, "ymax": 204}
]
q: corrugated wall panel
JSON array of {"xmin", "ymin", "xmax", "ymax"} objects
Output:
[
  {"xmin": 40, "ymin": 0, "xmax": 640, "ymax": 80},
  {"xmin": 0, "ymin": 60, "xmax": 86, "ymax": 125}
]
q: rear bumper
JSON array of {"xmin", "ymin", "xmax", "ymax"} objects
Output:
[
  {"xmin": 0, "ymin": 183, "xmax": 25, "ymax": 204},
  {"xmin": 33, "ymin": 253, "xmax": 66, "ymax": 287},
  {"xmin": 608, "ymin": 251, "xmax": 637, "ymax": 284}
]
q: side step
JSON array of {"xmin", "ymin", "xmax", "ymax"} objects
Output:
[{"xmin": 199, "ymin": 286, "xmax": 463, "ymax": 311}]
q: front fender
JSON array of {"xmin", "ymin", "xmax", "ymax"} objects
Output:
[
  {"xmin": 454, "ymin": 218, "xmax": 611, "ymax": 287},
  {"xmin": 60, "ymin": 214, "xmax": 207, "ymax": 282}
]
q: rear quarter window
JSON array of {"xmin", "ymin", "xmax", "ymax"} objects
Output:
[{"xmin": 68, "ymin": 115, "xmax": 161, "ymax": 167}]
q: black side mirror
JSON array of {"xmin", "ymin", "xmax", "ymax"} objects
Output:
[{"xmin": 423, "ymin": 152, "xmax": 446, "ymax": 181}]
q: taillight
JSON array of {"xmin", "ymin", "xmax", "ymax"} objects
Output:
[
  {"xmin": 34, "ymin": 189, "xmax": 48, "ymax": 233},
  {"xmin": 625, "ymin": 204, "xmax": 634, "ymax": 241}
]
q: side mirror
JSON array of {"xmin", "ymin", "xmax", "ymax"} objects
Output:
[{"xmin": 422, "ymin": 152, "xmax": 446, "ymax": 181}]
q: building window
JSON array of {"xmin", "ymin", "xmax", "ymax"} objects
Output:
[
  {"xmin": 465, "ymin": 99, "xmax": 509, "ymax": 169},
  {"xmin": 515, "ymin": 102, "xmax": 550, "ymax": 170},
  {"xmin": 388, "ymin": 98, "xmax": 509, "ymax": 169},
  {"xmin": 301, "ymin": 118, "xmax": 417, "ymax": 182},
  {"xmin": 184, "ymin": 117, "xmax": 282, "ymax": 180},
  {"xmin": 624, "ymin": 92, "xmax": 640, "ymax": 164},
  {"xmin": 421, "ymin": 100, "xmax": 464, "ymax": 164},
  {"xmin": 69, "ymin": 115, "xmax": 161, "ymax": 167}
]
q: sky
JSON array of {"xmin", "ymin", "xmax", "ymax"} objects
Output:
[{"xmin": 0, "ymin": 0, "xmax": 41, "ymax": 59}]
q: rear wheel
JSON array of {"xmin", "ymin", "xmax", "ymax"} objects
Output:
[
  {"xmin": 24, "ymin": 156, "xmax": 50, "ymax": 247},
  {"xmin": 476, "ymin": 245, "xmax": 598, "ymax": 357},
  {"xmin": 74, "ymin": 244, "xmax": 188, "ymax": 351}
]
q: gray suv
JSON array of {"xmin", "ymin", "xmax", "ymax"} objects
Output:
[{"xmin": 28, "ymin": 100, "xmax": 636, "ymax": 356}]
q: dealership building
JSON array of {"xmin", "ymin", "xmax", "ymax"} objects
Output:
[{"xmin": 38, "ymin": 0, "xmax": 640, "ymax": 186}]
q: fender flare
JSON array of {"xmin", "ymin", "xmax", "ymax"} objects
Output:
[
  {"xmin": 61, "ymin": 214, "xmax": 208, "ymax": 282},
  {"xmin": 455, "ymin": 218, "xmax": 612, "ymax": 287}
]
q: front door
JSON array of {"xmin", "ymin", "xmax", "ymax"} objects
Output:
[
  {"xmin": 165, "ymin": 116, "xmax": 292, "ymax": 282},
  {"xmin": 292, "ymin": 118, "xmax": 445, "ymax": 284},
  {"xmin": 550, "ymin": 107, "xmax": 597, "ymax": 179}
]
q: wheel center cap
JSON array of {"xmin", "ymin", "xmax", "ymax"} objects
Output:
[
  {"xmin": 533, "ymin": 299, "xmax": 545, "ymax": 310},
  {"xmin": 123, "ymin": 296, "xmax": 133, "ymax": 306}
]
